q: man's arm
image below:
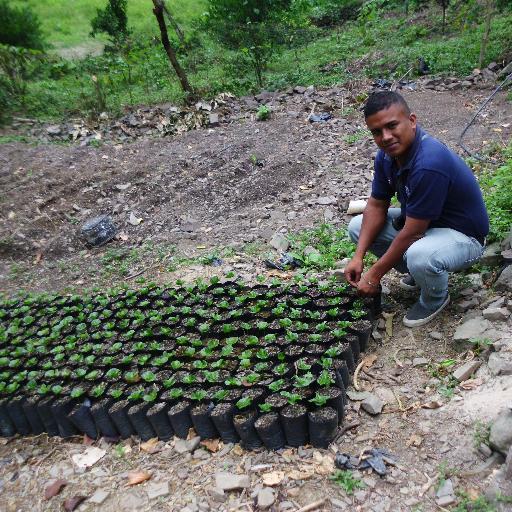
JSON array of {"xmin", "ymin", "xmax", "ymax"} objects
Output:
[
  {"xmin": 357, "ymin": 216, "xmax": 430, "ymax": 296},
  {"xmin": 345, "ymin": 197, "xmax": 389, "ymax": 287}
]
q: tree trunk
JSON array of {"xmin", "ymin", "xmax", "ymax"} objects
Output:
[
  {"xmin": 151, "ymin": 0, "xmax": 194, "ymax": 99},
  {"xmin": 479, "ymin": 0, "xmax": 493, "ymax": 69},
  {"xmin": 162, "ymin": 2, "xmax": 185, "ymax": 45}
]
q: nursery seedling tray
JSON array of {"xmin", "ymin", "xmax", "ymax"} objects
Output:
[{"xmin": 0, "ymin": 279, "xmax": 378, "ymax": 449}]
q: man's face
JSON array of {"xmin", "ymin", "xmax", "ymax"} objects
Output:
[{"xmin": 365, "ymin": 103, "xmax": 417, "ymax": 162}]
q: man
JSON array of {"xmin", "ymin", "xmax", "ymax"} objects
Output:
[{"xmin": 344, "ymin": 91, "xmax": 489, "ymax": 327}]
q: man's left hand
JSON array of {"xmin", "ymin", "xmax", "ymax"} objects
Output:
[{"xmin": 357, "ymin": 272, "xmax": 381, "ymax": 297}]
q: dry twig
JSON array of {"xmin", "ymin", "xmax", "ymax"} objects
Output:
[{"xmin": 294, "ymin": 499, "xmax": 326, "ymax": 512}]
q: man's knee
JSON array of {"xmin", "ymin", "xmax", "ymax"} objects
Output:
[
  {"xmin": 348, "ymin": 215, "xmax": 363, "ymax": 243},
  {"xmin": 406, "ymin": 242, "xmax": 441, "ymax": 275}
]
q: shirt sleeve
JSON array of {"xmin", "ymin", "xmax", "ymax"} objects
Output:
[
  {"xmin": 371, "ymin": 152, "xmax": 394, "ymax": 201},
  {"xmin": 405, "ymin": 170, "xmax": 450, "ymax": 220}
]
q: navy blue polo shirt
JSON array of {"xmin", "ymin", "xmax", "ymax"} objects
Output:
[{"xmin": 371, "ymin": 126, "xmax": 489, "ymax": 244}]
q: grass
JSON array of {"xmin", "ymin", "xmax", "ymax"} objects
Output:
[
  {"xmin": 472, "ymin": 420, "xmax": 491, "ymax": 449},
  {"xmin": 329, "ymin": 470, "xmax": 365, "ymax": 495},
  {"xmin": 4, "ymin": 4, "xmax": 512, "ymax": 121},
  {"xmin": 11, "ymin": 0, "xmax": 207, "ymax": 49}
]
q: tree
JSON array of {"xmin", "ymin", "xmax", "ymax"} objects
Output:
[
  {"xmin": 0, "ymin": 0, "xmax": 45, "ymax": 50},
  {"xmin": 204, "ymin": 0, "xmax": 294, "ymax": 87},
  {"xmin": 90, "ymin": 0, "xmax": 130, "ymax": 47},
  {"xmin": 151, "ymin": 0, "xmax": 194, "ymax": 99},
  {"xmin": 436, "ymin": 0, "xmax": 450, "ymax": 33}
]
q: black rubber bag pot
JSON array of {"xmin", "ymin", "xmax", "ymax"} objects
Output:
[
  {"xmin": 210, "ymin": 403, "xmax": 240, "ymax": 443},
  {"xmin": 346, "ymin": 335, "xmax": 361, "ymax": 365},
  {"xmin": 190, "ymin": 402, "xmax": 218, "ymax": 439},
  {"xmin": 280, "ymin": 404, "xmax": 308, "ymax": 447},
  {"xmin": 22, "ymin": 397, "xmax": 45, "ymax": 436},
  {"xmin": 323, "ymin": 387, "xmax": 345, "ymax": 421},
  {"xmin": 109, "ymin": 400, "xmax": 136, "ymax": 439},
  {"xmin": 167, "ymin": 401, "xmax": 192, "ymax": 439},
  {"xmin": 349, "ymin": 320, "xmax": 373, "ymax": 352},
  {"xmin": 0, "ymin": 399, "xmax": 16, "ymax": 437},
  {"xmin": 51, "ymin": 397, "xmax": 79, "ymax": 438},
  {"xmin": 254, "ymin": 413, "xmax": 285, "ymax": 450},
  {"xmin": 6, "ymin": 397, "xmax": 32, "ymax": 436},
  {"xmin": 233, "ymin": 409, "xmax": 262, "ymax": 449},
  {"xmin": 91, "ymin": 399, "xmax": 119, "ymax": 438},
  {"xmin": 37, "ymin": 396, "xmax": 60, "ymax": 436},
  {"xmin": 127, "ymin": 402, "xmax": 156, "ymax": 441},
  {"xmin": 147, "ymin": 402, "xmax": 174, "ymax": 441},
  {"xmin": 308, "ymin": 407, "xmax": 338, "ymax": 448},
  {"xmin": 69, "ymin": 400, "xmax": 98, "ymax": 439},
  {"xmin": 333, "ymin": 360, "xmax": 349, "ymax": 389}
]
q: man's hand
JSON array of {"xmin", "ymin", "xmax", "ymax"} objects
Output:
[
  {"xmin": 344, "ymin": 257, "xmax": 364, "ymax": 287},
  {"xmin": 356, "ymin": 272, "xmax": 381, "ymax": 297}
]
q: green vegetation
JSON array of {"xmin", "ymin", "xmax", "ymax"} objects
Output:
[
  {"xmin": 329, "ymin": 469, "xmax": 365, "ymax": 495},
  {"xmin": 474, "ymin": 144, "xmax": 512, "ymax": 243},
  {"xmin": 472, "ymin": 420, "xmax": 491, "ymax": 448},
  {"xmin": 0, "ymin": 0, "xmax": 511, "ymax": 122}
]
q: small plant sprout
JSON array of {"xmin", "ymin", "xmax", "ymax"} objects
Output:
[
  {"xmin": 236, "ymin": 397, "xmax": 252, "ymax": 410},
  {"xmin": 330, "ymin": 470, "xmax": 365, "ymax": 495},
  {"xmin": 294, "ymin": 372, "xmax": 315, "ymax": 388},
  {"xmin": 317, "ymin": 370, "xmax": 335, "ymax": 387},
  {"xmin": 268, "ymin": 379, "xmax": 286, "ymax": 392},
  {"xmin": 70, "ymin": 387, "xmax": 85, "ymax": 399},
  {"xmin": 256, "ymin": 348, "xmax": 269, "ymax": 360},
  {"xmin": 190, "ymin": 389, "xmax": 207, "ymax": 401},
  {"xmin": 142, "ymin": 371, "xmax": 156, "ymax": 383},
  {"xmin": 214, "ymin": 389, "xmax": 229, "ymax": 401},
  {"xmin": 259, "ymin": 402, "xmax": 273, "ymax": 413},
  {"xmin": 296, "ymin": 359, "xmax": 312, "ymax": 371},
  {"xmin": 280, "ymin": 391, "xmax": 302, "ymax": 405},
  {"xmin": 143, "ymin": 389, "xmax": 158, "ymax": 402},
  {"xmin": 309, "ymin": 392, "xmax": 329, "ymax": 407}
]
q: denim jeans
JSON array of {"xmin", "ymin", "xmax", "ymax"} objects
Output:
[{"xmin": 348, "ymin": 208, "xmax": 485, "ymax": 309}]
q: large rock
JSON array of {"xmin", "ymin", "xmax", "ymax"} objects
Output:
[
  {"xmin": 453, "ymin": 317, "xmax": 491, "ymax": 341},
  {"xmin": 489, "ymin": 407, "xmax": 512, "ymax": 455},
  {"xmin": 480, "ymin": 242, "xmax": 503, "ymax": 266},
  {"xmin": 487, "ymin": 352, "xmax": 512, "ymax": 376},
  {"xmin": 215, "ymin": 472, "xmax": 250, "ymax": 491},
  {"xmin": 257, "ymin": 487, "xmax": 276, "ymax": 509},
  {"xmin": 482, "ymin": 307, "xmax": 510, "ymax": 321},
  {"xmin": 361, "ymin": 394, "xmax": 384, "ymax": 415},
  {"xmin": 453, "ymin": 361, "xmax": 481, "ymax": 381},
  {"xmin": 495, "ymin": 265, "xmax": 512, "ymax": 293},
  {"xmin": 269, "ymin": 232, "xmax": 289, "ymax": 252}
]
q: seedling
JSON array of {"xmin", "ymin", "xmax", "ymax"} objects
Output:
[{"xmin": 330, "ymin": 470, "xmax": 365, "ymax": 495}]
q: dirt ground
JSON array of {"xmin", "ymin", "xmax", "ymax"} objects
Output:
[{"xmin": 0, "ymin": 83, "xmax": 512, "ymax": 511}]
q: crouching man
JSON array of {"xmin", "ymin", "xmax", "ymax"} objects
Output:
[{"xmin": 344, "ymin": 91, "xmax": 489, "ymax": 327}]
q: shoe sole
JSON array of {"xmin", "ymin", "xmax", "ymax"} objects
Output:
[
  {"xmin": 398, "ymin": 279, "xmax": 420, "ymax": 291},
  {"xmin": 403, "ymin": 296, "xmax": 450, "ymax": 328}
]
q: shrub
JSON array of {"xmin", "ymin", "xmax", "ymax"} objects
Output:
[
  {"xmin": 309, "ymin": 0, "xmax": 363, "ymax": 27},
  {"xmin": 0, "ymin": 1, "xmax": 45, "ymax": 50},
  {"xmin": 90, "ymin": 0, "xmax": 130, "ymax": 47}
]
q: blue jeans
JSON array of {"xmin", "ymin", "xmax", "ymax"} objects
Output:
[{"xmin": 348, "ymin": 208, "xmax": 485, "ymax": 309}]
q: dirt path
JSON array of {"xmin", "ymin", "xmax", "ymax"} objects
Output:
[{"xmin": 0, "ymin": 84, "xmax": 511, "ymax": 511}]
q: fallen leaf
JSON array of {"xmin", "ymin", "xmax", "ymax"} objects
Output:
[
  {"xmin": 421, "ymin": 400, "xmax": 443, "ymax": 410},
  {"xmin": 406, "ymin": 434, "xmax": 423, "ymax": 447},
  {"xmin": 33, "ymin": 251, "xmax": 43, "ymax": 265},
  {"xmin": 140, "ymin": 438, "xmax": 161, "ymax": 454},
  {"xmin": 71, "ymin": 447, "xmax": 106, "ymax": 469},
  {"xmin": 63, "ymin": 496, "xmax": 87, "ymax": 511},
  {"xmin": 126, "ymin": 470, "xmax": 152, "ymax": 486},
  {"xmin": 128, "ymin": 212, "xmax": 142, "ymax": 226},
  {"xmin": 262, "ymin": 471, "xmax": 285, "ymax": 486},
  {"xmin": 186, "ymin": 427, "xmax": 198, "ymax": 440},
  {"xmin": 362, "ymin": 354, "xmax": 378, "ymax": 369},
  {"xmin": 118, "ymin": 232, "xmax": 129, "ymax": 241},
  {"xmin": 288, "ymin": 467, "xmax": 314, "ymax": 480},
  {"xmin": 44, "ymin": 479, "xmax": 67, "ymax": 500},
  {"xmin": 232, "ymin": 445, "xmax": 244, "ymax": 456},
  {"xmin": 200, "ymin": 438, "xmax": 220, "ymax": 453},
  {"xmin": 467, "ymin": 487, "xmax": 480, "ymax": 500},
  {"xmin": 459, "ymin": 378, "xmax": 483, "ymax": 390}
]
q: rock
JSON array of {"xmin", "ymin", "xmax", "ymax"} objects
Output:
[
  {"xmin": 452, "ymin": 361, "xmax": 481, "ymax": 381},
  {"xmin": 480, "ymin": 242, "xmax": 503, "ymax": 266},
  {"xmin": 257, "ymin": 487, "xmax": 276, "ymax": 509},
  {"xmin": 46, "ymin": 125, "xmax": 62, "ymax": 136},
  {"xmin": 361, "ymin": 394, "xmax": 384, "ymax": 415},
  {"xmin": 412, "ymin": 357, "xmax": 429, "ymax": 367},
  {"xmin": 303, "ymin": 246, "xmax": 321, "ymax": 258},
  {"xmin": 119, "ymin": 489, "xmax": 147, "ymax": 511},
  {"xmin": 293, "ymin": 86, "xmax": 307, "ymax": 94},
  {"xmin": 487, "ymin": 352, "xmax": 512, "ymax": 376},
  {"xmin": 453, "ymin": 317, "xmax": 491, "ymax": 341},
  {"xmin": 208, "ymin": 113, "xmax": 219, "ymax": 126},
  {"xmin": 215, "ymin": 472, "xmax": 250, "ymax": 491},
  {"xmin": 505, "ymin": 445, "xmax": 512, "ymax": 479},
  {"xmin": 489, "ymin": 407, "xmax": 512, "ymax": 455},
  {"xmin": 456, "ymin": 298, "xmax": 480, "ymax": 312},
  {"xmin": 180, "ymin": 217, "xmax": 200, "ymax": 233},
  {"xmin": 209, "ymin": 487, "xmax": 226, "ymax": 503},
  {"xmin": 115, "ymin": 183, "xmax": 131, "ymax": 191},
  {"xmin": 346, "ymin": 390, "xmax": 372, "ymax": 401},
  {"xmin": 498, "ymin": 61, "xmax": 512, "ymax": 77},
  {"xmin": 317, "ymin": 196, "xmax": 337, "ymax": 205},
  {"xmin": 436, "ymin": 495, "xmax": 456, "ymax": 507},
  {"xmin": 495, "ymin": 265, "xmax": 512, "ymax": 293},
  {"xmin": 436, "ymin": 479, "xmax": 454, "ymax": 498},
  {"xmin": 174, "ymin": 436, "xmax": 201, "ymax": 454},
  {"xmin": 483, "ymin": 307, "xmax": 510, "ymax": 321},
  {"xmin": 89, "ymin": 489, "xmax": 110, "ymax": 504},
  {"xmin": 147, "ymin": 481, "xmax": 169, "ymax": 500},
  {"xmin": 430, "ymin": 331, "xmax": 443, "ymax": 340},
  {"xmin": 269, "ymin": 232, "xmax": 289, "ymax": 252}
]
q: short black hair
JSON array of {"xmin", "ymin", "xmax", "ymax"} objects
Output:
[{"xmin": 363, "ymin": 91, "xmax": 411, "ymax": 118}]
